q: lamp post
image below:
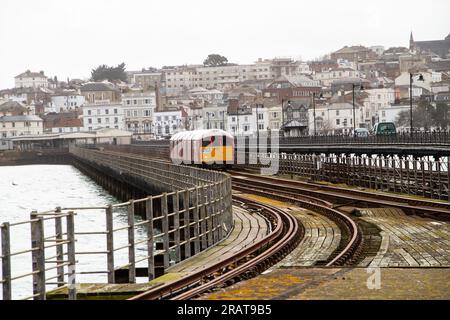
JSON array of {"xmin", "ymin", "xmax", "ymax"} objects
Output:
[
  {"xmin": 409, "ymin": 72, "xmax": 424, "ymax": 135},
  {"xmin": 352, "ymin": 83, "xmax": 364, "ymax": 134}
]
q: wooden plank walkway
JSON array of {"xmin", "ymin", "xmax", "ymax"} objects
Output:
[
  {"xmin": 360, "ymin": 208, "xmax": 450, "ymax": 267},
  {"xmin": 238, "ymin": 193, "xmax": 341, "ymax": 267}
]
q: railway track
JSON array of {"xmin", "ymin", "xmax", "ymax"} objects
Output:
[
  {"xmin": 229, "ymin": 171, "xmax": 450, "ymax": 217},
  {"xmin": 231, "ymin": 180, "xmax": 363, "ymax": 267},
  {"xmin": 129, "ymin": 197, "xmax": 302, "ymax": 300}
]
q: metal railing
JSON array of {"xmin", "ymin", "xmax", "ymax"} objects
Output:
[
  {"xmin": 239, "ymin": 152, "xmax": 450, "ymax": 200},
  {"xmin": 130, "ymin": 131, "xmax": 450, "ymax": 146},
  {"xmin": 1, "ymin": 148, "xmax": 233, "ymax": 300},
  {"xmin": 0, "ymin": 210, "xmax": 76, "ymax": 300}
]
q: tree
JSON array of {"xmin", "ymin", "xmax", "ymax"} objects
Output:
[
  {"xmin": 396, "ymin": 100, "xmax": 434, "ymax": 130},
  {"xmin": 91, "ymin": 63, "xmax": 127, "ymax": 82},
  {"xmin": 203, "ymin": 54, "xmax": 228, "ymax": 67},
  {"xmin": 432, "ymin": 102, "xmax": 450, "ymax": 129}
]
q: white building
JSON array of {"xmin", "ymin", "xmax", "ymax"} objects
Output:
[
  {"xmin": 153, "ymin": 110, "xmax": 185, "ymax": 137},
  {"xmin": 51, "ymin": 92, "xmax": 85, "ymax": 113},
  {"xmin": 394, "ymin": 72, "xmax": 435, "ymax": 91},
  {"xmin": 0, "ymin": 115, "xmax": 43, "ymax": 138},
  {"xmin": 188, "ymin": 87, "xmax": 224, "ymax": 103},
  {"xmin": 308, "ymin": 102, "xmax": 363, "ymax": 135},
  {"xmin": 82, "ymin": 103, "xmax": 124, "ymax": 131},
  {"xmin": 203, "ymin": 104, "xmax": 228, "ymax": 130},
  {"xmin": 227, "ymin": 107, "xmax": 255, "ymax": 136},
  {"xmin": 267, "ymin": 105, "xmax": 283, "ymax": 131},
  {"xmin": 15, "ymin": 70, "xmax": 48, "ymax": 89},
  {"xmin": 360, "ymin": 88, "xmax": 396, "ymax": 127},
  {"xmin": 313, "ymin": 68, "xmax": 362, "ymax": 86},
  {"xmin": 122, "ymin": 91, "xmax": 156, "ymax": 135}
]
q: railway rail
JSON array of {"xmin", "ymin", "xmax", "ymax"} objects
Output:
[
  {"xmin": 231, "ymin": 180, "xmax": 363, "ymax": 267},
  {"xmin": 129, "ymin": 197, "xmax": 302, "ymax": 300},
  {"xmin": 230, "ymin": 171, "xmax": 450, "ymax": 217}
]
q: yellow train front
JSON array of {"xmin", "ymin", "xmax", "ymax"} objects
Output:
[{"xmin": 170, "ymin": 129, "xmax": 234, "ymax": 169}]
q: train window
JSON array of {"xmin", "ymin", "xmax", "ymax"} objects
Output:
[{"xmin": 202, "ymin": 135, "xmax": 219, "ymax": 147}]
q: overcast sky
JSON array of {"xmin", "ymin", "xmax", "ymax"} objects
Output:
[{"xmin": 1, "ymin": 0, "xmax": 449, "ymax": 89}]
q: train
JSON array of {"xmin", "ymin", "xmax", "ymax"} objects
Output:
[{"xmin": 170, "ymin": 129, "xmax": 235, "ymax": 168}]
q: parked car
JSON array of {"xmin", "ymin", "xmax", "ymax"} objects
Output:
[
  {"xmin": 372, "ymin": 122, "xmax": 397, "ymax": 136},
  {"xmin": 351, "ymin": 128, "xmax": 370, "ymax": 138}
]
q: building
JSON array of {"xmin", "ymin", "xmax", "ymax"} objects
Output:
[
  {"xmin": 360, "ymin": 88, "xmax": 396, "ymax": 127},
  {"xmin": 0, "ymin": 115, "xmax": 43, "ymax": 138},
  {"xmin": 331, "ymin": 46, "xmax": 378, "ymax": 62},
  {"xmin": 80, "ymin": 82, "xmax": 121, "ymax": 104},
  {"xmin": 410, "ymin": 32, "xmax": 450, "ymax": 59},
  {"xmin": 129, "ymin": 70, "xmax": 162, "ymax": 90},
  {"xmin": 263, "ymin": 75, "xmax": 321, "ymax": 102},
  {"xmin": 44, "ymin": 113, "xmax": 83, "ymax": 133},
  {"xmin": 122, "ymin": 91, "xmax": 156, "ymax": 137},
  {"xmin": 203, "ymin": 104, "xmax": 228, "ymax": 130},
  {"xmin": 153, "ymin": 109, "xmax": 186, "ymax": 137},
  {"xmin": 227, "ymin": 105, "xmax": 255, "ymax": 136},
  {"xmin": 188, "ymin": 87, "xmax": 224, "ymax": 103},
  {"xmin": 15, "ymin": 70, "xmax": 48, "ymax": 89},
  {"xmin": 377, "ymin": 104, "xmax": 411, "ymax": 127},
  {"xmin": 313, "ymin": 68, "xmax": 363, "ymax": 87},
  {"xmin": 281, "ymin": 99, "xmax": 311, "ymax": 137},
  {"xmin": 308, "ymin": 102, "xmax": 363, "ymax": 135},
  {"xmin": 267, "ymin": 105, "xmax": 282, "ymax": 132},
  {"xmin": 50, "ymin": 91, "xmax": 85, "ymax": 112},
  {"xmin": 0, "ymin": 101, "xmax": 30, "ymax": 116},
  {"xmin": 82, "ymin": 103, "xmax": 124, "ymax": 131}
]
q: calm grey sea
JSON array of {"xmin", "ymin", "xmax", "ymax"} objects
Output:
[{"xmin": 0, "ymin": 165, "xmax": 147, "ymax": 299}]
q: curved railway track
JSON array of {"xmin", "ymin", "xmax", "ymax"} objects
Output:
[
  {"xmin": 129, "ymin": 197, "xmax": 302, "ymax": 300},
  {"xmin": 230, "ymin": 171, "xmax": 450, "ymax": 217},
  {"xmin": 231, "ymin": 179, "xmax": 363, "ymax": 267}
]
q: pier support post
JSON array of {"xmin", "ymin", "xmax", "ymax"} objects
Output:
[
  {"xmin": 30, "ymin": 212, "xmax": 46, "ymax": 300},
  {"xmin": 193, "ymin": 187, "xmax": 200, "ymax": 255},
  {"xmin": 146, "ymin": 197, "xmax": 154, "ymax": 281},
  {"xmin": 162, "ymin": 193, "xmax": 170, "ymax": 269},
  {"xmin": 183, "ymin": 189, "xmax": 191, "ymax": 259},
  {"xmin": 105, "ymin": 205, "xmax": 115, "ymax": 284},
  {"xmin": 173, "ymin": 192, "xmax": 181, "ymax": 263},
  {"xmin": 67, "ymin": 211, "xmax": 76, "ymax": 300},
  {"xmin": 54, "ymin": 207, "xmax": 64, "ymax": 287},
  {"xmin": 127, "ymin": 200, "xmax": 136, "ymax": 283},
  {"xmin": 1, "ymin": 222, "xmax": 11, "ymax": 300}
]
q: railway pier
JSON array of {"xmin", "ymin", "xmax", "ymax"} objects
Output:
[{"xmin": 1, "ymin": 138, "xmax": 449, "ymax": 300}]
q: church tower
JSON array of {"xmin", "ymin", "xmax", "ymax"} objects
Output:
[{"xmin": 409, "ymin": 32, "xmax": 415, "ymax": 51}]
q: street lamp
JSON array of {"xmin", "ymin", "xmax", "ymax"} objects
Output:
[
  {"xmin": 409, "ymin": 72, "xmax": 425, "ymax": 135},
  {"xmin": 352, "ymin": 83, "xmax": 364, "ymax": 134},
  {"xmin": 312, "ymin": 92, "xmax": 323, "ymax": 136}
]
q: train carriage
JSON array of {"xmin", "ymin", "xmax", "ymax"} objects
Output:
[{"xmin": 170, "ymin": 129, "xmax": 234, "ymax": 168}]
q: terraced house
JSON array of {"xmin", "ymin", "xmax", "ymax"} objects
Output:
[{"xmin": 0, "ymin": 115, "xmax": 43, "ymax": 138}]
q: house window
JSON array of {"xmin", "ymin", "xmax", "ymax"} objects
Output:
[
  {"xmin": 336, "ymin": 110, "xmax": 339, "ymax": 116},
  {"xmin": 336, "ymin": 119, "xmax": 340, "ymax": 125},
  {"xmin": 88, "ymin": 110, "xmax": 91, "ymax": 115},
  {"xmin": 114, "ymin": 109, "xmax": 118, "ymax": 114},
  {"xmin": 88, "ymin": 118, "xmax": 92, "ymax": 124},
  {"xmin": 105, "ymin": 109, "xmax": 109, "ymax": 115},
  {"xmin": 97, "ymin": 118, "xmax": 101, "ymax": 124},
  {"xmin": 114, "ymin": 118, "xmax": 118, "ymax": 124}
]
